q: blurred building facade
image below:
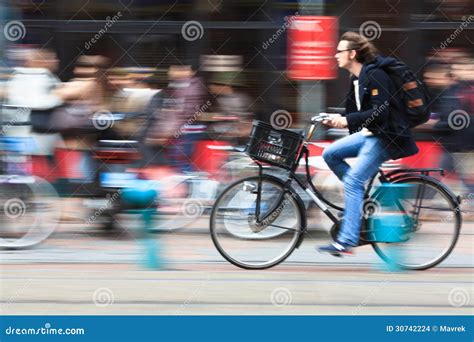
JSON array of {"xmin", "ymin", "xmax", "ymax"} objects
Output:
[{"xmin": 0, "ymin": 0, "xmax": 472, "ymax": 125}]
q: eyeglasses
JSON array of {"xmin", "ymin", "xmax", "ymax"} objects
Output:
[{"xmin": 336, "ymin": 49, "xmax": 353, "ymax": 53}]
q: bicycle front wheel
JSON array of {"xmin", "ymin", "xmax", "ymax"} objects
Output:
[
  {"xmin": 371, "ymin": 176, "xmax": 461, "ymax": 270},
  {"xmin": 210, "ymin": 175, "xmax": 305, "ymax": 269}
]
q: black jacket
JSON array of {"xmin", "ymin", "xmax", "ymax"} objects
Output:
[{"xmin": 344, "ymin": 55, "xmax": 419, "ymax": 160}]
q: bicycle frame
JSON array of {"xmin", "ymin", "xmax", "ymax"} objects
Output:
[{"xmin": 252, "ymin": 148, "xmax": 339, "ymax": 227}]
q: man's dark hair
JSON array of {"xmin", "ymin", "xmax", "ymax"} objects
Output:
[{"xmin": 340, "ymin": 31, "xmax": 378, "ymax": 64}]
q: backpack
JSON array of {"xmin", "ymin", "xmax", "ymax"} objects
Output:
[{"xmin": 377, "ymin": 58, "xmax": 431, "ymax": 128}]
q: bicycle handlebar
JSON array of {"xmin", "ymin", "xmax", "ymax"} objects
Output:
[
  {"xmin": 306, "ymin": 113, "xmax": 343, "ymax": 141},
  {"xmin": 310, "ymin": 113, "xmax": 341, "ymax": 124}
]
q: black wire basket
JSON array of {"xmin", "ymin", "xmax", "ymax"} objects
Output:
[{"xmin": 246, "ymin": 120, "xmax": 304, "ymax": 170}]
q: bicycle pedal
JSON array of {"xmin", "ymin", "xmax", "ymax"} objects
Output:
[
  {"xmin": 328, "ymin": 251, "xmax": 355, "ymax": 258},
  {"xmin": 330, "ymin": 252, "xmax": 343, "ymax": 258}
]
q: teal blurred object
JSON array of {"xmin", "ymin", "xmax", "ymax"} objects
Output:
[
  {"xmin": 369, "ymin": 214, "xmax": 407, "ymax": 271},
  {"xmin": 375, "ymin": 183, "xmax": 415, "ymax": 208},
  {"xmin": 139, "ymin": 209, "xmax": 164, "ymax": 270},
  {"xmin": 368, "ymin": 214, "xmax": 413, "ymax": 243},
  {"xmin": 123, "ymin": 182, "xmax": 164, "ymax": 270},
  {"xmin": 121, "ymin": 179, "xmax": 159, "ymax": 208},
  {"xmin": 367, "ymin": 183, "xmax": 416, "ymax": 243},
  {"xmin": 368, "ymin": 183, "xmax": 416, "ymax": 272}
]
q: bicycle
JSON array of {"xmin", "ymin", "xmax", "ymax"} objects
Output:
[
  {"xmin": 210, "ymin": 115, "xmax": 462, "ymax": 270},
  {"xmin": 0, "ymin": 105, "xmax": 61, "ymax": 249}
]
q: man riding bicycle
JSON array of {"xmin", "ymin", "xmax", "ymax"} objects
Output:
[{"xmin": 318, "ymin": 32, "xmax": 419, "ymax": 256}]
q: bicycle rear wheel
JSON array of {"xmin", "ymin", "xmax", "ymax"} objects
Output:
[
  {"xmin": 210, "ymin": 175, "xmax": 305, "ymax": 269},
  {"xmin": 371, "ymin": 176, "xmax": 461, "ymax": 270}
]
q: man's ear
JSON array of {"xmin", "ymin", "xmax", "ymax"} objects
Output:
[{"xmin": 349, "ymin": 50, "xmax": 357, "ymax": 60}]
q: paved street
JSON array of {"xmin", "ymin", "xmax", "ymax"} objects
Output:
[{"xmin": 1, "ymin": 212, "xmax": 472, "ymax": 315}]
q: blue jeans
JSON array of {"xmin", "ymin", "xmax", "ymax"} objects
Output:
[{"xmin": 322, "ymin": 132, "xmax": 391, "ymax": 246}]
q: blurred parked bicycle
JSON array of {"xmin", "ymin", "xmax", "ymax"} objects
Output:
[{"xmin": 0, "ymin": 105, "xmax": 61, "ymax": 249}]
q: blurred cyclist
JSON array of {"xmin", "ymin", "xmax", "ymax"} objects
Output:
[{"xmin": 318, "ymin": 32, "xmax": 419, "ymax": 256}]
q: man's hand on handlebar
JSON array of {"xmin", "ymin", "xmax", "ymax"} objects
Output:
[
  {"xmin": 312, "ymin": 113, "xmax": 348, "ymax": 129},
  {"xmin": 323, "ymin": 116, "xmax": 347, "ymax": 129}
]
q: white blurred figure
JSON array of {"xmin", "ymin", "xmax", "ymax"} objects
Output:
[{"xmin": 4, "ymin": 48, "xmax": 63, "ymax": 157}]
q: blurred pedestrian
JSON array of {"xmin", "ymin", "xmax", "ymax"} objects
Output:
[
  {"xmin": 53, "ymin": 55, "xmax": 114, "ymax": 182},
  {"xmin": 427, "ymin": 62, "xmax": 474, "ymax": 196},
  {"xmin": 108, "ymin": 68, "xmax": 160, "ymax": 140},
  {"xmin": 144, "ymin": 64, "xmax": 207, "ymax": 172},
  {"xmin": 4, "ymin": 48, "xmax": 63, "ymax": 177},
  {"xmin": 208, "ymin": 71, "xmax": 253, "ymax": 146}
]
